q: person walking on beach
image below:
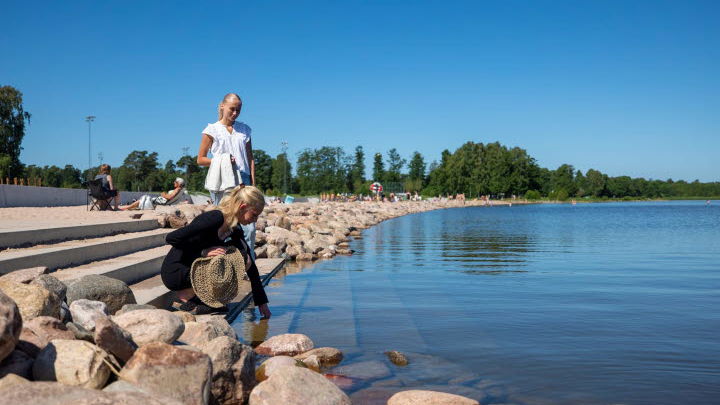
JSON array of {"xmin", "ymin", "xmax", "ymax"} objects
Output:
[
  {"xmin": 160, "ymin": 185, "xmax": 271, "ymax": 318},
  {"xmin": 197, "ymin": 93, "xmax": 258, "ymax": 256},
  {"xmin": 94, "ymin": 164, "xmax": 120, "ymax": 210}
]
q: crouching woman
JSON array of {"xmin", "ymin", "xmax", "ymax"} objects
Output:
[{"xmin": 160, "ymin": 184, "xmax": 271, "ymax": 318}]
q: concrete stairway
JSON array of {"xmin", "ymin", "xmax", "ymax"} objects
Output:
[{"xmin": 0, "ymin": 218, "xmax": 286, "ymax": 313}]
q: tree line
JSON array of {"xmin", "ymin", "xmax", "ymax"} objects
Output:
[{"xmin": 3, "ymin": 85, "xmax": 719, "ymax": 198}]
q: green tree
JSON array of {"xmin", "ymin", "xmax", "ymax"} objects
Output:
[
  {"xmin": 118, "ymin": 150, "xmax": 160, "ymax": 191},
  {"xmin": 296, "ymin": 147, "xmax": 347, "ymax": 195},
  {"xmin": 0, "ymin": 86, "xmax": 31, "ymax": 179},
  {"xmin": 372, "ymin": 152, "xmax": 384, "ymax": 183},
  {"xmin": 384, "ymin": 148, "xmax": 406, "ymax": 184},
  {"xmin": 405, "ymin": 151, "xmax": 426, "ymax": 192},
  {"xmin": 253, "ymin": 149, "xmax": 273, "ymax": 191},
  {"xmin": 551, "ymin": 164, "xmax": 577, "ymax": 197},
  {"xmin": 348, "ymin": 146, "xmax": 365, "ymax": 191},
  {"xmin": 271, "ymin": 152, "xmax": 292, "ymax": 195},
  {"xmin": 585, "ymin": 169, "xmax": 607, "ymax": 197}
]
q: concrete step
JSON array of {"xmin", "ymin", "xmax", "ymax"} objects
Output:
[
  {"xmin": 131, "ymin": 258, "xmax": 286, "ymax": 315},
  {"xmin": 0, "ymin": 219, "xmax": 160, "ymax": 250},
  {"xmin": 0, "ymin": 228, "xmax": 172, "ymax": 275},
  {"xmin": 53, "ymin": 245, "xmax": 171, "ymax": 286}
]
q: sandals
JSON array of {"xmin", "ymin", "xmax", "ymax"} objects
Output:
[{"xmin": 171, "ymin": 296, "xmax": 228, "ymax": 315}]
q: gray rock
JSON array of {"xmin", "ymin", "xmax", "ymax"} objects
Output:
[
  {"xmin": 66, "ymin": 321, "xmax": 95, "ymax": 342},
  {"xmin": 112, "ymin": 309, "xmax": 184, "ymax": 346},
  {"xmin": 256, "ymin": 355, "xmax": 307, "ymax": 381},
  {"xmin": 119, "ymin": 342, "xmax": 212, "ymax": 405},
  {"xmin": 198, "ymin": 336, "xmax": 256, "ymax": 405},
  {"xmin": 0, "ymin": 267, "xmax": 49, "ymax": 284},
  {"xmin": 0, "ymin": 381, "xmax": 186, "ymax": 405},
  {"xmin": 31, "ymin": 274, "xmax": 67, "ymax": 301},
  {"xmin": 94, "ymin": 317, "xmax": 137, "ymax": 363},
  {"xmin": 59, "ymin": 301, "xmax": 71, "ymax": 323},
  {"xmin": 194, "ymin": 314, "xmax": 237, "ymax": 340},
  {"xmin": 177, "ymin": 322, "xmax": 222, "ymax": 347},
  {"xmin": 387, "ymin": 390, "xmax": 480, "ymax": 405},
  {"xmin": 255, "ymin": 333, "xmax": 314, "ymax": 356},
  {"xmin": 249, "ymin": 365, "xmax": 351, "ymax": 405},
  {"xmin": 69, "ymin": 299, "xmax": 108, "ymax": 331},
  {"xmin": 115, "ymin": 303, "xmax": 156, "ymax": 316},
  {"xmin": 33, "ymin": 339, "xmax": 112, "ymax": 389},
  {"xmin": 0, "ymin": 373, "xmax": 29, "ymax": 390},
  {"xmin": 0, "ymin": 290, "xmax": 22, "ymax": 362},
  {"xmin": 0, "ymin": 280, "xmax": 61, "ymax": 321},
  {"xmin": 66, "ymin": 274, "xmax": 136, "ymax": 315},
  {"xmin": 0, "ymin": 349, "xmax": 33, "ymax": 379},
  {"xmin": 295, "ymin": 347, "xmax": 344, "ymax": 368}
]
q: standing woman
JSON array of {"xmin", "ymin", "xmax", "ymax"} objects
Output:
[
  {"xmin": 95, "ymin": 164, "xmax": 120, "ymax": 210},
  {"xmin": 161, "ymin": 185, "xmax": 271, "ymax": 318},
  {"xmin": 197, "ymin": 93, "xmax": 257, "ymax": 255}
]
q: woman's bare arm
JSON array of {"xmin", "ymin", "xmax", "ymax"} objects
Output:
[{"xmin": 197, "ymin": 134, "xmax": 214, "ymax": 167}]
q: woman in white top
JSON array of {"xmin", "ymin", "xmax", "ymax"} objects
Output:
[{"xmin": 197, "ymin": 93, "xmax": 257, "ymax": 255}]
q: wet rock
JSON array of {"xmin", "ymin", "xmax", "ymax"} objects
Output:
[
  {"xmin": 0, "ymin": 280, "xmax": 61, "ymax": 321},
  {"xmin": 0, "ymin": 381, "xmax": 185, "ymax": 405},
  {"xmin": 119, "ymin": 342, "xmax": 212, "ymax": 405},
  {"xmin": 249, "ymin": 365, "xmax": 351, "ymax": 405},
  {"xmin": 387, "ymin": 389, "xmax": 480, "ymax": 405},
  {"xmin": 295, "ymin": 347, "xmax": 344, "ymax": 368},
  {"xmin": 198, "ymin": 336, "xmax": 256, "ymax": 405},
  {"xmin": 33, "ymin": 339, "xmax": 112, "ymax": 389},
  {"xmin": 0, "ymin": 290, "xmax": 22, "ymax": 362},
  {"xmin": 114, "ymin": 303, "xmax": 156, "ymax": 316},
  {"xmin": 194, "ymin": 314, "xmax": 236, "ymax": 340},
  {"xmin": 385, "ymin": 350, "xmax": 409, "ymax": 366},
  {"xmin": 255, "ymin": 333, "xmax": 314, "ymax": 356},
  {"xmin": 256, "ymin": 355, "xmax": 307, "ymax": 382},
  {"xmin": 94, "ymin": 317, "xmax": 137, "ymax": 363},
  {"xmin": 65, "ymin": 321, "xmax": 95, "ymax": 342},
  {"xmin": 299, "ymin": 354, "xmax": 321, "ymax": 372},
  {"xmin": 0, "ymin": 267, "xmax": 49, "ymax": 284},
  {"xmin": 177, "ymin": 321, "xmax": 222, "ymax": 347},
  {"xmin": 0, "ymin": 349, "xmax": 33, "ymax": 379},
  {"xmin": 331, "ymin": 360, "xmax": 391, "ymax": 380},
  {"xmin": 112, "ymin": 309, "xmax": 184, "ymax": 346},
  {"xmin": 66, "ymin": 275, "xmax": 136, "ymax": 315},
  {"xmin": 350, "ymin": 387, "xmax": 405, "ymax": 405},
  {"xmin": 69, "ymin": 299, "xmax": 108, "ymax": 331}
]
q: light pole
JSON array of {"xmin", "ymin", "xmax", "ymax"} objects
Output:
[
  {"xmin": 86, "ymin": 115, "xmax": 96, "ymax": 179},
  {"xmin": 281, "ymin": 140, "xmax": 288, "ymax": 195}
]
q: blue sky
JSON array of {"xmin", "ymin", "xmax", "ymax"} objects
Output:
[{"xmin": 2, "ymin": 0, "xmax": 718, "ymax": 181}]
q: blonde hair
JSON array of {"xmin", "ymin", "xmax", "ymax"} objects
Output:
[
  {"xmin": 217, "ymin": 93, "xmax": 242, "ymax": 121},
  {"xmin": 98, "ymin": 164, "xmax": 111, "ymax": 175},
  {"xmin": 218, "ymin": 185, "xmax": 265, "ymax": 228}
]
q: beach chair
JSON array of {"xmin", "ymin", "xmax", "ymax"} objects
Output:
[{"xmin": 86, "ymin": 179, "xmax": 114, "ymax": 211}]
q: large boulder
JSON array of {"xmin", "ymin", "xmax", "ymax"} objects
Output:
[
  {"xmin": 114, "ymin": 303, "xmax": 156, "ymax": 316},
  {"xmin": 66, "ymin": 275, "xmax": 136, "ymax": 315},
  {"xmin": 33, "ymin": 339, "xmax": 112, "ymax": 389},
  {"xmin": 295, "ymin": 347, "xmax": 344, "ymax": 368},
  {"xmin": 387, "ymin": 390, "xmax": 480, "ymax": 405},
  {"xmin": 0, "ymin": 373, "xmax": 29, "ymax": 390},
  {"xmin": 249, "ymin": 365, "xmax": 351, "ymax": 405},
  {"xmin": 0, "ymin": 290, "xmax": 22, "ymax": 362},
  {"xmin": 0, "ymin": 267, "xmax": 49, "ymax": 284},
  {"xmin": 94, "ymin": 317, "xmax": 137, "ymax": 363},
  {"xmin": 69, "ymin": 299, "xmax": 108, "ymax": 331},
  {"xmin": 177, "ymin": 322, "xmax": 222, "ymax": 347},
  {"xmin": 255, "ymin": 333, "xmax": 314, "ymax": 356},
  {"xmin": 194, "ymin": 314, "xmax": 237, "ymax": 340},
  {"xmin": 198, "ymin": 336, "xmax": 256, "ymax": 405},
  {"xmin": 0, "ymin": 350, "xmax": 34, "ymax": 379},
  {"xmin": 31, "ymin": 274, "xmax": 68, "ymax": 301},
  {"xmin": 119, "ymin": 342, "xmax": 212, "ymax": 405},
  {"xmin": 16, "ymin": 316, "xmax": 75, "ymax": 358},
  {"xmin": 331, "ymin": 360, "xmax": 391, "ymax": 380},
  {"xmin": 0, "ymin": 280, "xmax": 61, "ymax": 321},
  {"xmin": 0, "ymin": 381, "xmax": 185, "ymax": 405},
  {"xmin": 112, "ymin": 309, "xmax": 184, "ymax": 346}
]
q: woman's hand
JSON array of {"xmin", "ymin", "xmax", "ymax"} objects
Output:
[
  {"xmin": 202, "ymin": 246, "xmax": 227, "ymax": 257},
  {"xmin": 258, "ymin": 304, "xmax": 272, "ymax": 319}
]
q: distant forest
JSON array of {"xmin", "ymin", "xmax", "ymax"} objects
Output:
[
  {"xmin": 16, "ymin": 143, "xmax": 720, "ymax": 199},
  {"xmin": 2, "ymin": 85, "xmax": 718, "ymax": 199}
]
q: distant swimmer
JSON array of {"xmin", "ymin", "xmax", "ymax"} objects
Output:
[
  {"xmin": 707, "ymin": 200, "xmax": 711, "ymax": 206},
  {"xmin": 571, "ymin": 199, "xmax": 577, "ymax": 205}
]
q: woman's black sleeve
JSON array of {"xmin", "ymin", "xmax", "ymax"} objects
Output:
[
  {"xmin": 246, "ymin": 259, "xmax": 269, "ymax": 306},
  {"xmin": 165, "ymin": 211, "xmax": 222, "ymax": 249}
]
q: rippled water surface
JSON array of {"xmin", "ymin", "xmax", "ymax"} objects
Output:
[{"xmin": 234, "ymin": 201, "xmax": 720, "ymax": 405}]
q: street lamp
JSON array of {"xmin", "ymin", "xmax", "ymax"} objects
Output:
[
  {"xmin": 281, "ymin": 140, "xmax": 288, "ymax": 195},
  {"xmin": 86, "ymin": 115, "xmax": 96, "ymax": 179}
]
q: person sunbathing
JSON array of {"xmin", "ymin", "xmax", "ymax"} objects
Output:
[{"xmin": 121, "ymin": 177, "xmax": 188, "ymax": 210}]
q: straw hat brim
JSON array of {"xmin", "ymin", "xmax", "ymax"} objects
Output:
[{"xmin": 190, "ymin": 247, "xmax": 248, "ymax": 308}]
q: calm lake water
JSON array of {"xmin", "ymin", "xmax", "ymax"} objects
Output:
[{"xmin": 234, "ymin": 201, "xmax": 720, "ymax": 405}]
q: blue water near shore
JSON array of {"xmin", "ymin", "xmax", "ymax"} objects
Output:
[{"xmin": 235, "ymin": 201, "xmax": 720, "ymax": 405}]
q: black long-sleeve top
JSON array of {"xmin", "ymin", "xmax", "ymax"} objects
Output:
[{"xmin": 161, "ymin": 209, "xmax": 268, "ymax": 306}]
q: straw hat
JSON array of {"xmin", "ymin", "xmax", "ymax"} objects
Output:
[{"xmin": 190, "ymin": 247, "xmax": 248, "ymax": 308}]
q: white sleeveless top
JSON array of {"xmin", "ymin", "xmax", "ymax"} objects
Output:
[{"xmin": 202, "ymin": 121, "xmax": 252, "ymax": 175}]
